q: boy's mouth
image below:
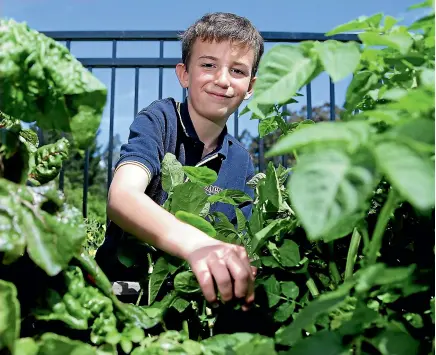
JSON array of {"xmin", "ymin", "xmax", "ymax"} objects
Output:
[{"xmin": 207, "ymin": 92, "xmax": 232, "ymax": 100}]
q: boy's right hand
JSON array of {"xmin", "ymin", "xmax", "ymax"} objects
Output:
[{"xmin": 185, "ymin": 239, "xmax": 255, "ymax": 309}]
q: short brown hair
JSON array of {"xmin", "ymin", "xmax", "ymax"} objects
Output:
[{"xmin": 180, "ymin": 12, "xmax": 264, "ymax": 76}]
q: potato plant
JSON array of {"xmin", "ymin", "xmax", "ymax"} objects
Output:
[{"xmin": 0, "ymin": 1, "xmax": 435, "ymax": 354}]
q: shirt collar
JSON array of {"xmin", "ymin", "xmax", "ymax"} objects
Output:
[{"xmin": 178, "ymin": 98, "xmax": 230, "ymax": 158}]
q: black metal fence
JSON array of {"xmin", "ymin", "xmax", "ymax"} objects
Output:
[{"xmin": 42, "ymin": 30, "xmax": 358, "ymax": 218}]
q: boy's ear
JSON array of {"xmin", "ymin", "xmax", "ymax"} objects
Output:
[
  {"xmin": 176, "ymin": 63, "xmax": 189, "ymax": 88},
  {"xmin": 244, "ymin": 76, "xmax": 257, "ymax": 100}
]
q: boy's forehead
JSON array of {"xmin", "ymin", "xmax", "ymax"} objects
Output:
[{"xmin": 192, "ymin": 38, "xmax": 255, "ymax": 64}]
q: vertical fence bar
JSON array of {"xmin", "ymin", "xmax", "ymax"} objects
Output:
[
  {"xmin": 59, "ymin": 39, "xmax": 72, "ymax": 191},
  {"xmin": 233, "ymin": 108, "xmax": 239, "ymax": 139},
  {"xmin": 82, "ymin": 66, "xmax": 92, "ymax": 218},
  {"xmin": 306, "ymin": 83, "xmax": 313, "ymax": 120},
  {"xmin": 134, "ymin": 67, "xmax": 140, "ymax": 117},
  {"xmin": 83, "ymin": 147, "xmax": 90, "ymax": 218},
  {"xmin": 329, "ymin": 77, "xmax": 336, "ymax": 121},
  {"xmin": 107, "ymin": 40, "xmax": 117, "ymax": 192},
  {"xmin": 281, "ymin": 104, "xmax": 288, "ymax": 167},
  {"xmin": 259, "ymin": 137, "xmax": 265, "ymax": 172},
  {"xmin": 158, "ymin": 41, "xmax": 164, "ymax": 100}
]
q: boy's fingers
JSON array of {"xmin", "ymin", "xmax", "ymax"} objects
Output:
[
  {"xmin": 234, "ymin": 246, "xmax": 254, "ymax": 281},
  {"xmin": 191, "ymin": 261, "xmax": 216, "ymax": 303},
  {"xmin": 227, "ymin": 252, "xmax": 253, "ymax": 300},
  {"xmin": 208, "ymin": 258, "xmax": 233, "ymax": 302},
  {"xmin": 251, "ymin": 265, "xmax": 258, "ymax": 277},
  {"xmin": 233, "ymin": 246, "xmax": 255, "ymax": 304}
]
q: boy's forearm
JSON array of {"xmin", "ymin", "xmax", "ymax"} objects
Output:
[{"xmin": 107, "ymin": 187, "xmax": 217, "ymax": 260}]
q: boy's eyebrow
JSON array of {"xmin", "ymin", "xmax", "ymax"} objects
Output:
[{"xmin": 198, "ymin": 55, "xmax": 250, "ymax": 69}]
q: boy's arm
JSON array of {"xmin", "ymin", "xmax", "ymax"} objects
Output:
[{"xmin": 108, "ymin": 164, "xmax": 255, "ymax": 308}]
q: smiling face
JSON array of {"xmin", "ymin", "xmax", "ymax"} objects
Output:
[{"xmin": 176, "ymin": 39, "xmax": 256, "ymax": 124}]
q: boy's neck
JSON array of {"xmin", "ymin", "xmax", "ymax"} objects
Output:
[{"xmin": 187, "ymin": 99, "xmax": 227, "ymax": 156}]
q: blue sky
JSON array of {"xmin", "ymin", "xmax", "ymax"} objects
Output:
[{"xmin": 3, "ymin": 0, "xmax": 428, "ymax": 152}]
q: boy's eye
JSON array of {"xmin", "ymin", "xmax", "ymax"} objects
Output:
[
  {"xmin": 232, "ymin": 68, "xmax": 246, "ymax": 75},
  {"xmin": 201, "ymin": 63, "xmax": 214, "ymax": 68}
]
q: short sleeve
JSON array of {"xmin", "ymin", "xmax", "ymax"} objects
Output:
[{"xmin": 114, "ymin": 110, "xmax": 165, "ymax": 181}]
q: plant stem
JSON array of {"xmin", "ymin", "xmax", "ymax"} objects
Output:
[
  {"xmin": 366, "ymin": 188, "xmax": 398, "ymax": 265},
  {"xmin": 305, "ymin": 273, "xmax": 319, "ymax": 298},
  {"xmin": 345, "ymin": 228, "xmax": 362, "ymax": 280},
  {"xmin": 136, "ymin": 288, "xmax": 144, "ymax": 306},
  {"xmin": 327, "ymin": 242, "xmax": 342, "ymax": 285},
  {"xmin": 293, "ymin": 150, "xmax": 299, "ymax": 163},
  {"xmin": 182, "ymin": 320, "xmax": 189, "ymax": 338}
]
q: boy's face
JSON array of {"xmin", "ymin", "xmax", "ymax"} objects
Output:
[{"xmin": 176, "ymin": 39, "xmax": 256, "ymax": 124}]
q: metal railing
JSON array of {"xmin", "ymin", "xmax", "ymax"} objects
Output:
[{"xmin": 42, "ymin": 30, "xmax": 359, "ymax": 218}]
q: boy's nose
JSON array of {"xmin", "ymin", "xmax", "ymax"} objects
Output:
[{"xmin": 214, "ymin": 69, "xmax": 231, "ymax": 88}]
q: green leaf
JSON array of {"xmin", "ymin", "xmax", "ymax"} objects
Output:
[
  {"xmin": 326, "ymin": 13, "xmax": 384, "ymax": 36},
  {"xmin": 13, "ymin": 338, "xmax": 39, "ymax": 355},
  {"xmin": 281, "ymin": 281, "xmax": 299, "ymax": 299},
  {"xmin": 289, "ymin": 148, "xmax": 378, "ymax": 241},
  {"xmin": 383, "ymin": 15, "xmax": 399, "ymax": 31},
  {"xmin": 0, "ymin": 19, "xmax": 106, "ymax": 149},
  {"xmin": 383, "ymin": 119, "xmax": 434, "ymax": 153},
  {"xmin": 208, "ymin": 189, "xmax": 252, "ymax": 206},
  {"xmin": 359, "ymin": 31, "xmax": 413, "ymax": 55},
  {"xmin": 234, "ymin": 335, "xmax": 277, "ymax": 355},
  {"xmin": 171, "ymin": 182, "xmax": 209, "ymax": 215},
  {"xmin": 263, "ymin": 162, "xmax": 282, "ymax": 209},
  {"xmin": 248, "ymin": 206, "xmax": 263, "ymax": 236},
  {"xmin": 369, "ymin": 330, "xmax": 419, "ymax": 355},
  {"xmin": 212, "ymin": 212, "xmax": 238, "ymax": 241},
  {"xmin": 28, "ymin": 137, "xmax": 70, "ymax": 186},
  {"xmin": 285, "ymin": 330, "xmax": 350, "ymax": 355},
  {"xmin": 315, "ymin": 41, "xmax": 361, "ymax": 82},
  {"xmin": 384, "ymin": 89, "xmax": 434, "ymax": 114},
  {"xmin": 202, "ymin": 333, "xmax": 277, "ymax": 355},
  {"xmin": 174, "ymin": 271, "xmax": 201, "ymax": 294},
  {"xmin": 408, "ymin": 0, "xmax": 434, "ymax": 9},
  {"xmin": 0, "ymin": 179, "xmax": 86, "ymax": 275},
  {"xmin": 183, "ymin": 166, "xmax": 218, "ymax": 186},
  {"xmin": 161, "ymin": 153, "xmax": 184, "ymax": 193},
  {"xmin": 251, "ymin": 219, "xmax": 289, "ymax": 252},
  {"xmin": 275, "ymin": 282, "xmax": 354, "ymax": 346},
  {"xmin": 120, "ymin": 304, "xmax": 162, "ymax": 329},
  {"xmin": 262, "ymin": 275, "xmax": 281, "ymax": 307},
  {"xmin": 258, "ymin": 117, "xmax": 279, "ymax": 138},
  {"xmin": 175, "ymin": 211, "xmax": 217, "ymax": 237},
  {"xmin": 261, "ymin": 256, "xmax": 283, "ymax": 268},
  {"xmin": 279, "ymin": 240, "xmax": 300, "ymax": 267},
  {"xmin": 0, "ymin": 280, "xmax": 20, "ymax": 353},
  {"xmin": 38, "ymin": 333, "xmax": 97, "ymax": 355},
  {"xmin": 274, "ymin": 302, "xmax": 295, "ymax": 323},
  {"xmin": 267, "ymin": 121, "xmax": 370, "ymax": 157},
  {"xmin": 235, "ymin": 208, "xmax": 247, "ymax": 233},
  {"xmin": 171, "ymin": 297, "xmax": 190, "ymax": 313},
  {"xmin": 148, "ymin": 257, "xmax": 170, "ymax": 305},
  {"xmin": 337, "ymin": 302, "xmax": 379, "ymax": 336},
  {"xmin": 344, "ymin": 71, "xmax": 380, "ymax": 111},
  {"xmin": 354, "ymin": 264, "xmax": 415, "ymax": 293},
  {"xmin": 374, "ymin": 141, "xmax": 434, "ymax": 210},
  {"xmin": 250, "ymin": 45, "xmax": 318, "ymax": 106}
]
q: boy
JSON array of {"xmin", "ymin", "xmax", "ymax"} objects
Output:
[{"xmin": 95, "ymin": 12, "xmax": 264, "ymax": 310}]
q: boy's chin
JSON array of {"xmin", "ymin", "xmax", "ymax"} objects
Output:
[{"xmin": 202, "ymin": 107, "xmax": 236, "ymax": 122}]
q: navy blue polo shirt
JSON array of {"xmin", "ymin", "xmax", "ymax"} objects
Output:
[{"xmin": 95, "ymin": 97, "xmax": 255, "ymax": 281}]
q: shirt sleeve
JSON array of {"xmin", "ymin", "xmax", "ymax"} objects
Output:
[{"xmin": 114, "ymin": 110, "xmax": 165, "ymax": 182}]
